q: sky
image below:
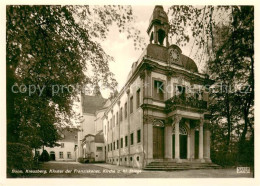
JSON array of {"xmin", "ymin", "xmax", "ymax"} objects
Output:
[
  {"xmin": 100, "ymin": 5, "xmax": 171, "ymax": 98},
  {"xmin": 99, "ymin": 5, "xmax": 204, "ymax": 98}
]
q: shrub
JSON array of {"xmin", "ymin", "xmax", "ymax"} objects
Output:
[
  {"xmin": 7, "ymin": 142, "xmax": 34, "ymax": 177},
  {"xmin": 39, "ymin": 150, "xmax": 50, "ymax": 162},
  {"xmin": 77, "ymin": 157, "xmax": 85, "ymax": 163}
]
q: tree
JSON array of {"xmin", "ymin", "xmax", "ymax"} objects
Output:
[
  {"xmin": 6, "ymin": 5, "xmax": 143, "ymax": 152},
  {"xmin": 167, "ymin": 6, "xmax": 254, "ymax": 165}
]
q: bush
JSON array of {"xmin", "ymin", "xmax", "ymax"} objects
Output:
[
  {"xmin": 77, "ymin": 157, "xmax": 85, "ymax": 163},
  {"xmin": 39, "ymin": 150, "xmax": 50, "ymax": 162},
  {"xmin": 7, "ymin": 142, "xmax": 34, "ymax": 177},
  {"xmin": 211, "ymin": 151, "xmax": 237, "ymax": 167}
]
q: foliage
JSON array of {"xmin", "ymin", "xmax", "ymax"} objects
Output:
[
  {"xmin": 39, "ymin": 150, "xmax": 50, "ymax": 162},
  {"xmin": 7, "ymin": 142, "xmax": 34, "ymax": 177},
  {"xmin": 77, "ymin": 157, "xmax": 85, "ymax": 163},
  {"xmin": 167, "ymin": 6, "xmax": 254, "ymax": 165},
  {"xmin": 6, "ymin": 5, "xmax": 143, "ymax": 149}
]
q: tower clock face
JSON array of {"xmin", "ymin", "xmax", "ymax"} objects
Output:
[{"xmin": 169, "ymin": 48, "xmax": 180, "ymax": 64}]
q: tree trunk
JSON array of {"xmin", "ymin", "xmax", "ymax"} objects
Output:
[{"xmin": 225, "ymin": 91, "xmax": 232, "ymax": 151}]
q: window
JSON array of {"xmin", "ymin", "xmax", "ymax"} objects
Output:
[
  {"xmin": 116, "ymin": 112, "xmax": 119, "ymax": 125},
  {"xmin": 97, "ymin": 147, "xmax": 102, "ymax": 151},
  {"xmin": 130, "ymin": 157, "xmax": 133, "ymax": 161},
  {"xmin": 113, "ymin": 142, "xmax": 115, "ymax": 150},
  {"xmin": 67, "ymin": 152, "xmax": 71, "ymax": 159},
  {"xmin": 130, "ymin": 96, "xmax": 133, "ymax": 113},
  {"xmin": 125, "ymin": 136, "xmax": 128, "ymax": 147},
  {"xmin": 120, "ymin": 107, "xmax": 123, "ymax": 122},
  {"xmin": 59, "ymin": 152, "xmax": 63, "ymax": 159},
  {"xmin": 121, "ymin": 138, "xmax": 123, "ymax": 148},
  {"xmin": 125, "ymin": 157, "xmax": 127, "ymax": 161},
  {"xmin": 108, "ymin": 144, "xmax": 109, "ymax": 152},
  {"xmin": 136, "ymin": 89, "xmax": 141, "ymax": 108},
  {"xmin": 177, "ymin": 85, "xmax": 185, "ymax": 98},
  {"xmin": 137, "ymin": 156, "xmax": 139, "ymax": 161},
  {"xmin": 154, "ymin": 80, "xmax": 164, "ymax": 100},
  {"xmin": 125, "ymin": 102, "xmax": 128, "ymax": 118},
  {"xmin": 117, "ymin": 140, "xmax": 119, "ymax": 149},
  {"xmin": 137, "ymin": 129, "xmax": 141, "ymax": 143},
  {"xmin": 61, "ymin": 143, "xmax": 64, "ymax": 148},
  {"xmin": 131, "ymin": 133, "xmax": 134, "ymax": 145},
  {"xmin": 111, "ymin": 143, "xmax": 112, "ymax": 151}
]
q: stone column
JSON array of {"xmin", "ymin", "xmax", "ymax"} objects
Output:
[
  {"xmin": 203, "ymin": 122, "xmax": 212, "ymax": 163},
  {"xmin": 143, "ymin": 115, "xmax": 153, "ymax": 161},
  {"xmin": 174, "ymin": 115, "xmax": 181, "ymax": 163},
  {"xmin": 166, "ymin": 74, "xmax": 172, "ymax": 100},
  {"xmin": 207, "ymin": 130, "xmax": 211, "ymax": 162},
  {"xmin": 190, "ymin": 128, "xmax": 195, "ymax": 160},
  {"xmin": 164, "ymin": 119, "xmax": 172, "ymax": 159},
  {"xmin": 185, "ymin": 120, "xmax": 191, "ymax": 160},
  {"xmin": 142, "ymin": 66, "xmax": 153, "ymax": 105},
  {"xmin": 187, "ymin": 134, "xmax": 191, "ymax": 160},
  {"xmin": 199, "ymin": 118, "xmax": 205, "ymax": 162}
]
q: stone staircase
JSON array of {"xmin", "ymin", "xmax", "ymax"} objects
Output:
[{"xmin": 144, "ymin": 161, "xmax": 221, "ymax": 171}]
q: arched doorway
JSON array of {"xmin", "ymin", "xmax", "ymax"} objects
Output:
[
  {"xmin": 172, "ymin": 125, "xmax": 188, "ymax": 159},
  {"xmin": 50, "ymin": 151, "xmax": 55, "ymax": 161}
]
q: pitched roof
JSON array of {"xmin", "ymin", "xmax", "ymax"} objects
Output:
[
  {"xmin": 59, "ymin": 127, "xmax": 78, "ymax": 143},
  {"xmin": 95, "ymin": 130, "xmax": 104, "ymax": 143},
  {"xmin": 81, "ymin": 94, "xmax": 107, "ymax": 114}
]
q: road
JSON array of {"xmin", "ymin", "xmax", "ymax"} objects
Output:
[{"xmin": 11, "ymin": 161, "xmax": 253, "ymax": 178}]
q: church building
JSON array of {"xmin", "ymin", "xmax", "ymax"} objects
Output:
[{"xmin": 79, "ymin": 5, "xmax": 213, "ymax": 169}]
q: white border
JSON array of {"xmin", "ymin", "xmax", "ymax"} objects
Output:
[{"xmin": 0, "ymin": 0, "xmax": 259, "ymax": 186}]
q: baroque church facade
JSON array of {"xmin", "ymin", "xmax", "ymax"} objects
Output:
[{"xmin": 78, "ymin": 5, "xmax": 212, "ymax": 168}]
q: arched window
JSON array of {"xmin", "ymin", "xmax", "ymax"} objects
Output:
[
  {"xmin": 172, "ymin": 125, "xmax": 188, "ymax": 135},
  {"xmin": 158, "ymin": 29, "xmax": 166, "ymax": 45},
  {"xmin": 153, "ymin": 120, "xmax": 164, "ymax": 127}
]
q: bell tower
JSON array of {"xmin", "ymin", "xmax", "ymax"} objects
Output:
[{"xmin": 147, "ymin": 5, "xmax": 169, "ymax": 47}]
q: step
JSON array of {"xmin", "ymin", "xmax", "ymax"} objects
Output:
[
  {"xmin": 144, "ymin": 162, "xmax": 221, "ymax": 171},
  {"xmin": 143, "ymin": 167, "xmax": 220, "ymax": 171}
]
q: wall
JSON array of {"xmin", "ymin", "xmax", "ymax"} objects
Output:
[
  {"xmin": 36, "ymin": 141, "xmax": 77, "ymax": 161},
  {"xmin": 95, "ymin": 110, "xmax": 105, "ymax": 133},
  {"xmin": 95, "ymin": 143, "xmax": 105, "ymax": 162},
  {"xmin": 103, "ymin": 74, "xmax": 144, "ymax": 168}
]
